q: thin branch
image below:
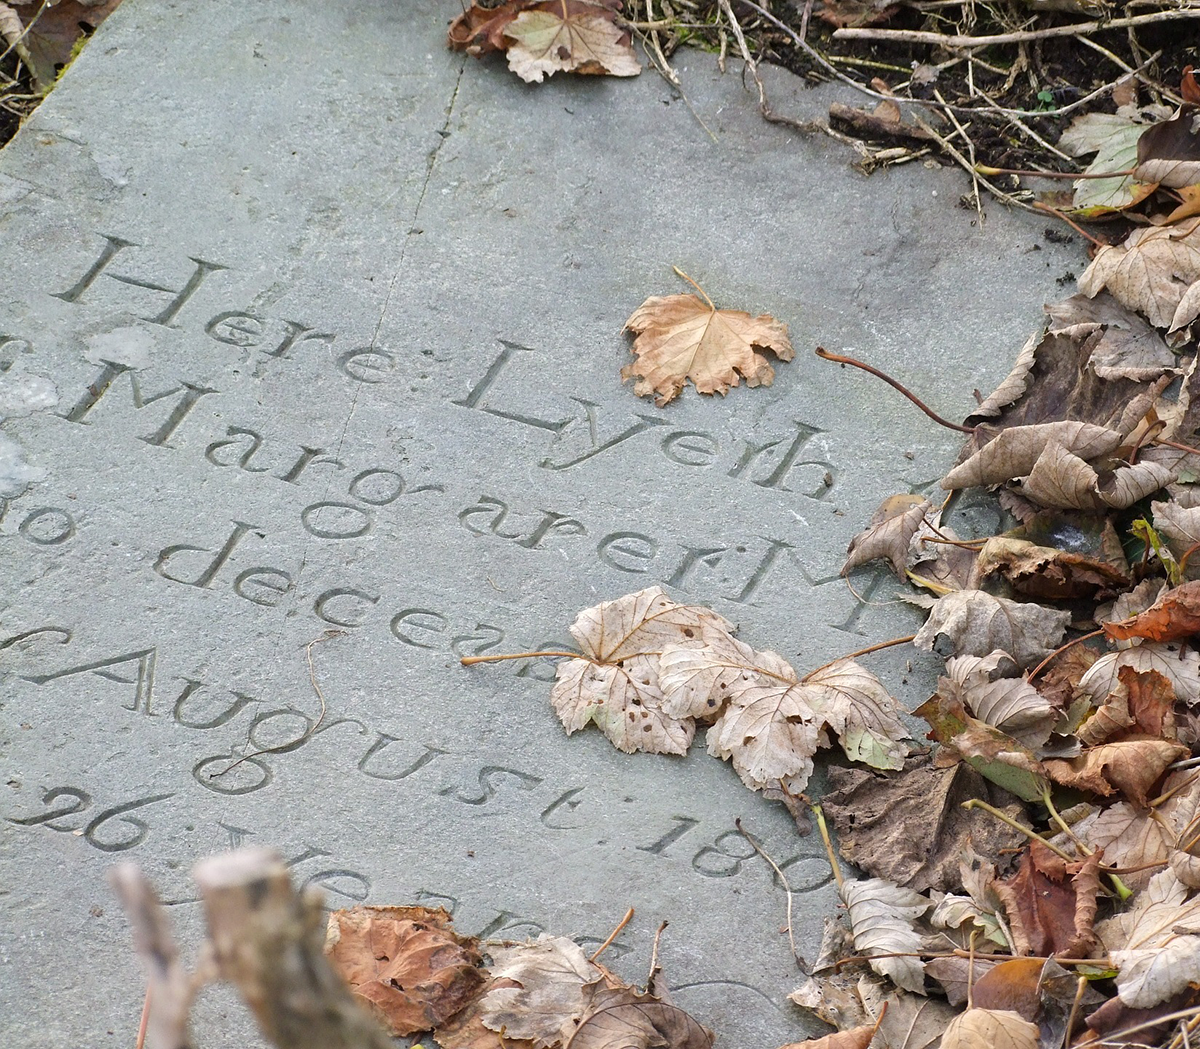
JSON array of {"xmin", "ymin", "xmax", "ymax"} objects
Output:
[
  {"xmin": 590, "ymin": 907, "xmax": 634, "ymax": 962},
  {"xmin": 736, "ymin": 818, "xmax": 803, "ymax": 969},
  {"xmin": 800, "ymin": 635, "xmax": 917, "ymax": 681},
  {"xmin": 833, "ymin": 8, "xmax": 1200, "ymax": 49}
]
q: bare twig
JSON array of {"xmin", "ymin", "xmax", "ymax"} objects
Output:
[
  {"xmin": 736, "ymin": 818, "xmax": 804, "ymax": 969},
  {"xmin": 834, "ymin": 8, "xmax": 1200, "ymax": 48}
]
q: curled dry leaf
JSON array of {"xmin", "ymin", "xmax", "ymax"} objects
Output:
[
  {"xmin": 622, "ymin": 293, "xmax": 793, "ymax": 406},
  {"xmin": 774, "ymin": 1025, "xmax": 877, "ymax": 1049},
  {"xmin": 914, "ymin": 590, "xmax": 1071, "ymax": 669},
  {"xmin": 1102, "ymin": 869, "xmax": 1200, "ymax": 1007},
  {"xmin": 1076, "ymin": 665, "xmax": 1176, "ymax": 745},
  {"xmin": 842, "ymin": 494, "xmax": 931, "ymax": 579},
  {"xmin": 839, "ymin": 877, "xmax": 929, "ymax": 994},
  {"xmin": 1076, "ymin": 643, "xmax": 1200, "ymax": 708},
  {"xmin": 939, "ymin": 652, "xmax": 1057, "ymax": 748},
  {"xmin": 324, "ymin": 905, "xmax": 485, "ymax": 1037},
  {"xmin": 1045, "ymin": 293, "xmax": 1178, "ymax": 382},
  {"xmin": 822, "ymin": 757, "xmax": 1026, "ymax": 894},
  {"xmin": 941, "ymin": 421, "xmax": 1122, "ymax": 490},
  {"xmin": 1134, "ymin": 85, "xmax": 1200, "ymax": 188},
  {"xmin": 1104, "ymin": 579, "xmax": 1200, "ymax": 643},
  {"xmin": 1080, "ymin": 801, "xmax": 1170, "ymax": 892},
  {"xmin": 1078, "ymin": 215, "xmax": 1200, "ymax": 331},
  {"xmin": 975, "ymin": 535, "xmax": 1130, "ymax": 603},
  {"xmin": 801, "ymin": 660, "xmax": 909, "ymax": 771},
  {"xmin": 1153, "ymin": 498, "xmax": 1200, "ymax": 575},
  {"xmin": 1044, "ymin": 738, "xmax": 1188, "ymax": 806},
  {"xmin": 939, "ymin": 1008, "xmax": 1039, "ymax": 1049}
]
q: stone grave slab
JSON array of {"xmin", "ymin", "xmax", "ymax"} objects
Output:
[{"xmin": 0, "ymin": 1, "xmax": 1081, "ymax": 1045}]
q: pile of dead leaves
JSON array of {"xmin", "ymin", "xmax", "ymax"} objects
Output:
[
  {"xmin": 448, "ymin": 0, "xmax": 640, "ymax": 83},
  {"xmin": 463, "ymin": 114, "xmax": 1200, "ymax": 1040},
  {"xmin": 324, "ymin": 905, "xmax": 713, "ymax": 1048}
]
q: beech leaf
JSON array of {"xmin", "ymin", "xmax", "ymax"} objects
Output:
[
  {"xmin": 941, "ymin": 421, "xmax": 1122, "ymax": 490},
  {"xmin": 939, "ymin": 652, "xmax": 1056, "ymax": 748},
  {"xmin": 1104, "ymin": 579, "xmax": 1200, "ymax": 643},
  {"xmin": 842, "ymin": 495, "xmax": 932, "ymax": 579},
  {"xmin": 479, "ymin": 936, "xmax": 595, "ymax": 1047},
  {"xmin": 775, "ymin": 1026, "xmax": 877, "ymax": 1049},
  {"xmin": 622, "ymin": 293, "xmax": 793, "ymax": 406},
  {"xmin": 839, "ymin": 877, "xmax": 929, "ymax": 993},
  {"xmin": 1045, "ymin": 294, "xmax": 1178, "ymax": 382}
]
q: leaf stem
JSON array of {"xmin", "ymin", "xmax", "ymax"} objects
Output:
[
  {"xmin": 801, "ymin": 635, "xmax": 916, "ymax": 681},
  {"xmin": 589, "ymin": 907, "xmax": 634, "ymax": 962},
  {"xmin": 460, "ymin": 650, "xmax": 581, "ymax": 665},
  {"xmin": 975, "ymin": 164, "xmax": 1136, "ymax": 180},
  {"xmin": 815, "ymin": 347, "xmax": 974, "ymax": 433},
  {"xmin": 672, "ymin": 265, "xmax": 714, "ymax": 310},
  {"xmin": 812, "ymin": 803, "xmax": 844, "ymax": 892},
  {"xmin": 1030, "ymin": 201, "xmax": 1109, "ymax": 248},
  {"xmin": 961, "ymin": 798, "xmax": 1077, "ymax": 862}
]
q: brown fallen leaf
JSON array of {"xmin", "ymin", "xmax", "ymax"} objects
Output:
[
  {"xmin": 504, "ymin": 0, "xmax": 640, "ymax": 83},
  {"xmin": 1134, "ymin": 69, "xmax": 1200, "ymax": 188},
  {"xmin": 1076, "ymin": 665, "xmax": 1177, "ymax": 745},
  {"xmin": 1076, "ymin": 642, "xmax": 1200, "ymax": 709},
  {"xmin": 324, "ymin": 906, "xmax": 486, "ymax": 1037},
  {"xmin": 8, "ymin": 0, "xmax": 123, "ymax": 89},
  {"xmin": 938, "ymin": 651, "xmax": 1057, "ymax": 748},
  {"xmin": 1079, "ymin": 801, "xmax": 1170, "ymax": 892},
  {"xmin": 821, "ymin": 756, "xmax": 1026, "ymax": 893},
  {"xmin": 622, "ymin": 280, "xmax": 793, "ymax": 406},
  {"xmin": 842, "ymin": 495, "xmax": 931, "ymax": 579},
  {"xmin": 567, "ymin": 985, "xmax": 714, "ymax": 1048},
  {"xmin": 974, "ymin": 535, "xmax": 1130, "ymax": 603},
  {"xmin": 1082, "ymin": 986, "xmax": 1200, "ymax": 1048},
  {"xmin": 914, "ymin": 589, "xmax": 1071, "ymax": 669},
  {"xmin": 939, "ymin": 1007, "xmax": 1039, "ymax": 1049},
  {"xmin": 1104, "ymin": 579, "xmax": 1200, "ymax": 643},
  {"xmin": 967, "ymin": 957, "xmax": 1045, "ymax": 1020},
  {"xmin": 448, "ymin": 0, "xmax": 535, "ymax": 55},
  {"xmin": 1045, "ymin": 293, "xmax": 1179, "ymax": 382},
  {"xmin": 941, "ymin": 421, "xmax": 1123, "ymax": 490},
  {"xmin": 1018, "ymin": 440, "xmax": 1177, "ymax": 511},
  {"xmin": 839, "ymin": 877, "xmax": 929, "ymax": 993},
  {"xmin": 774, "ymin": 1024, "xmax": 877, "ymax": 1049},
  {"xmin": 1079, "ymin": 214, "xmax": 1200, "ymax": 331},
  {"xmin": 993, "ymin": 843, "xmax": 1102, "ymax": 957},
  {"xmin": 1044, "ymin": 738, "xmax": 1188, "ymax": 805}
]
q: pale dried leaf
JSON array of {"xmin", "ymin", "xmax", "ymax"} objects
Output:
[
  {"xmin": 941, "ymin": 421, "xmax": 1122, "ymax": 489},
  {"xmin": 1077, "ymin": 644, "xmax": 1200, "ymax": 708},
  {"xmin": 706, "ymin": 680, "xmax": 819, "ymax": 791},
  {"xmin": 775, "ymin": 1026, "xmax": 876, "ymax": 1049},
  {"xmin": 550, "ymin": 656, "xmax": 694, "ymax": 755},
  {"xmin": 505, "ymin": 5, "xmax": 640, "ymax": 83},
  {"xmin": 801, "ymin": 659, "xmax": 909, "ymax": 770},
  {"xmin": 1135, "ymin": 104, "xmax": 1200, "ymax": 188},
  {"xmin": 940, "ymin": 1008, "xmax": 1039, "ymax": 1049},
  {"xmin": 622, "ymin": 294, "xmax": 793, "ymax": 406},
  {"xmin": 568, "ymin": 587, "xmax": 734, "ymax": 664},
  {"xmin": 1102, "ymin": 870, "xmax": 1200, "ymax": 1007},
  {"xmin": 479, "ymin": 936, "xmax": 594, "ymax": 1047},
  {"xmin": 659, "ymin": 635, "xmax": 794, "ymax": 721},
  {"xmin": 1078, "ymin": 215, "xmax": 1200, "ymax": 331},
  {"xmin": 1020, "ymin": 441, "xmax": 1100, "ymax": 509},
  {"xmin": 839, "ymin": 877, "xmax": 929, "ymax": 993},
  {"xmin": 941, "ymin": 652, "xmax": 1056, "ymax": 748},
  {"xmin": 856, "ymin": 978, "xmax": 959, "ymax": 1049},
  {"xmin": 1154, "ymin": 498, "xmax": 1200, "ymax": 572},
  {"xmin": 1058, "ymin": 106, "xmax": 1168, "ymax": 212},
  {"xmin": 969, "ymin": 332, "xmax": 1038, "ymax": 421},
  {"xmin": 843, "ymin": 495, "xmax": 931, "ymax": 578},
  {"xmin": 1082, "ymin": 802, "xmax": 1170, "ymax": 892},
  {"xmin": 915, "ymin": 591, "xmax": 1071, "ymax": 669}
]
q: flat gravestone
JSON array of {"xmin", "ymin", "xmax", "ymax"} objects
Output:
[{"xmin": 0, "ymin": 2, "xmax": 1080, "ymax": 1045}]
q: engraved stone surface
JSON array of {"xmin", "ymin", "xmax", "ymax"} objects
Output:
[{"xmin": 0, "ymin": 2, "xmax": 1080, "ymax": 1045}]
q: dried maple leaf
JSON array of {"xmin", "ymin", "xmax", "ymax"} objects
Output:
[
  {"xmin": 839, "ymin": 877, "xmax": 929, "ymax": 993},
  {"xmin": 706, "ymin": 658, "xmax": 908, "ymax": 791},
  {"xmin": 1104, "ymin": 579, "xmax": 1200, "ymax": 643},
  {"xmin": 324, "ymin": 906, "xmax": 485, "ymax": 1037},
  {"xmin": 622, "ymin": 284, "xmax": 793, "ymax": 406},
  {"xmin": 914, "ymin": 590, "xmax": 1071, "ymax": 669},
  {"xmin": 775, "ymin": 1025, "xmax": 877, "ymax": 1049},
  {"xmin": 822, "ymin": 757, "xmax": 1026, "ymax": 893},
  {"xmin": 941, "ymin": 421, "xmax": 1123, "ymax": 490},
  {"xmin": 842, "ymin": 495, "xmax": 931, "ymax": 579},
  {"xmin": 1101, "ymin": 869, "xmax": 1200, "ymax": 1007},
  {"xmin": 1077, "ymin": 665, "xmax": 1177, "ymax": 745},
  {"xmin": 567, "ymin": 985, "xmax": 713, "ymax": 1048},
  {"xmin": 1079, "ymin": 215, "xmax": 1200, "ymax": 331},
  {"xmin": 477, "ymin": 936, "xmax": 595, "ymax": 1047},
  {"xmin": 993, "ymin": 843, "xmax": 1101, "ymax": 957},
  {"xmin": 658, "ymin": 632, "xmax": 793, "ymax": 722},
  {"xmin": 549, "ymin": 587, "xmax": 735, "ymax": 755},
  {"xmin": 1077, "ymin": 643, "xmax": 1200, "ymax": 708},
  {"xmin": 1079, "ymin": 801, "xmax": 1171, "ymax": 892},
  {"xmin": 504, "ymin": 0, "xmax": 640, "ymax": 83},
  {"xmin": 1044, "ymin": 738, "xmax": 1187, "ymax": 805},
  {"xmin": 448, "ymin": 0, "xmax": 535, "ymax": 54},
  {"xmin": 940, "ymin": 1008, "xmax": 1039, "ymax": 1049}
]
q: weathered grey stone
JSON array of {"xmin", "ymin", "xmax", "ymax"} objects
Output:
[{"xmin": 0, "ymin": 2, "xmax": 1081, "ymax": 1045}]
